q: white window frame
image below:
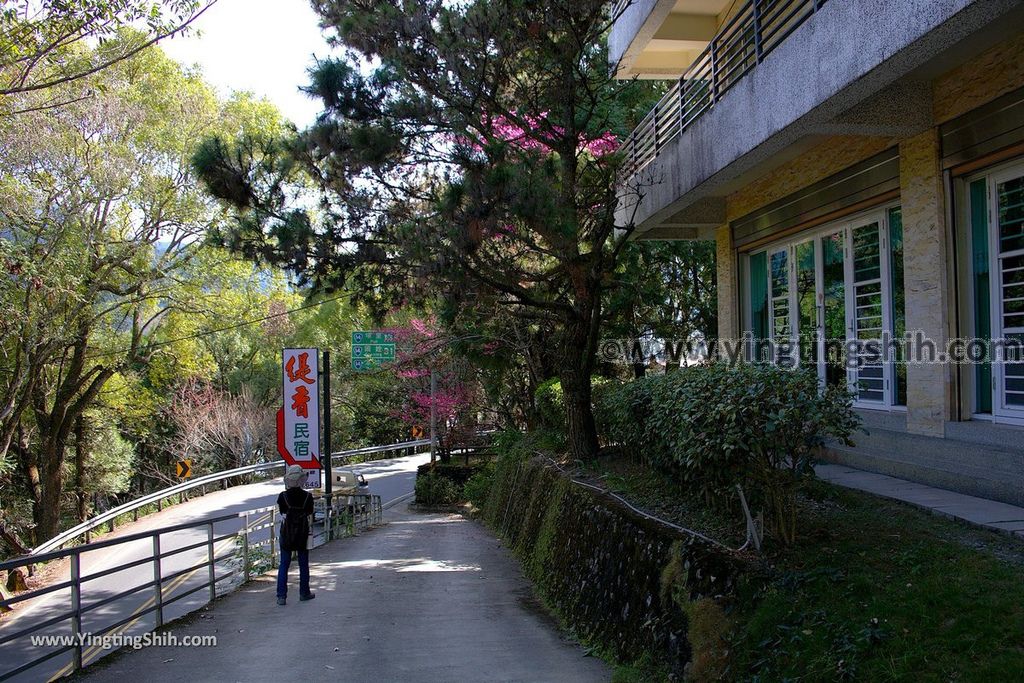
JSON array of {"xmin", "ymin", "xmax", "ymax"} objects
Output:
[
  {"xmin": 745, "ymin": 202, "xmax": 903, "ymax": 411},
  {"xmin": 986, "ymin": 162, "xmax": 1024, "ymax": 425}
]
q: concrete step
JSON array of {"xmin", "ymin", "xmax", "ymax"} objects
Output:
[
  {"xmin": 823, "ymin": 422, "xmax": 1024, "ymax": 507},
  {"xmin": 815, "ymin": 463, "xmax": 1024, "ymax": 537}
]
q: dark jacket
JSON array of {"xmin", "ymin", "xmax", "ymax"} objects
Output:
[{"xmin": 277, "ymin": 488, "xmax": 314, "ymax": 552}]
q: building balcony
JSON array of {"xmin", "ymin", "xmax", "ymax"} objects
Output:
[{"xmin": 612, "ymin": 0, "xmax": 1024, "ymax": 239}]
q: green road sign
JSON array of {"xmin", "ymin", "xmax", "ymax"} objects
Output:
[{"xmin": 351, "ymin": 331, "xmax": 396, "ymax": 371}]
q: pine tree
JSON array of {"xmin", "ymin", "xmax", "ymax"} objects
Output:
[{"xmin": 193, "ymin": 0, "xmax": 662, "ymax": 460}]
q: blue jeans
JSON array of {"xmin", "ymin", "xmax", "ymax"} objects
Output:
[{"xmin": 276, "ymin": 549, "xmax": 310, "ymax": 599}]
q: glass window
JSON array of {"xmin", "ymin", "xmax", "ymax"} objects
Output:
[
  {"xmin": 997, "ymin": 175, "xmax": 1024, "ymax": 407},
  {"xmin": 822, "ymin": 231, "xmax": 846, "ymax": 390},
  {"xmin": 971, "ymin": 179, "xmax": 991, "ymax": 413},
  {"xmin": 851, "ymin": 222, "xmax": 884, "ymax": 402},
  {"xmin": 741, "ymin": 207, "xmax": 901, "ymax": 405},
  {"xmin": 796, "ymin": 240, "xmax": 817, "ymax": 369},
  {"xmin": 749, "ymin": 251, "xmax": 768, "ymax": 361},
  {"xmin": 998, "ymin": 176, "xmax": 1024, "ymax": 254},
  {"xmin": 889, "ymin": 207, "xmax": 907, "ymax": 406}
]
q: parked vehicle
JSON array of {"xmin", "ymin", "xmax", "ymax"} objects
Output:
[{"xmin": 330, "ymin": 469, "xmax": 370, "ymax": 513}]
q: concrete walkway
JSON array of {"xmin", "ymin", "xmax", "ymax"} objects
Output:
[
  {"xmin": 815, "ymin": 463, "xmax": 1024, "ymax": 539},
  {"xmin": 81, "ymin": 504, "xmax": 609, "ymax": 683}
]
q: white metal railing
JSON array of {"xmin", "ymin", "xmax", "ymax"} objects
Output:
[
  {"xmin": 30, "ymin": 439, "xmax": 430, "ymax": 556},
  {"xmin": 0, "ymin": 492, "xmax": 383, "ymax": 681},
  {"xmin": 620, "ymin": 0, "xmax": 829, "ymax": 178}
]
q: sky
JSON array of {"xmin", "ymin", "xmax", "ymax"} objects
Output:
[{"xmin": 161, "ymin": 0, "xmax": 335, "ymax": 126}]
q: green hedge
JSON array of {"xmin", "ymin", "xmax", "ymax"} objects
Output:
[
  {"xmin": 414, "ymin": 472, "xmax": 460, "ymax": 506},
  {"xmin": 596, "ymin": 363, "xmax": 859, "ymax": 543}
]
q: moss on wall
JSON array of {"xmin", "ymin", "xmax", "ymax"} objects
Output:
[{"xmin": 484, "ymin": 455, "xmax": 746, "ymax": 671}]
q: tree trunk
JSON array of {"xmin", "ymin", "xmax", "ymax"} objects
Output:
[
  {"xmin": 559, "ymin": 362, "xmax": 599, "ymax": 461},
  {"xmin": 74, "ymin": 415, "xmax": 88, "ymax": 523},
  {"xmin": 0, "ymin": 520, "xmax": 30, "ymax": 556},
  {"xmin": 35, "ymin": 436, "xmax": 65, "ymax": 543},
  {"xmin": 633, "ymin": 361, "xmax": 646, "ymax": 379}
]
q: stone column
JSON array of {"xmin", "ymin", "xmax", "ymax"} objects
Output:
[
  {"xmin": 899, "ymin": 129, "xmax": 952, "ymax": 437},
  {"xmin": 715, "ymin": 224, "xmax": 739, "ymax": 350}
]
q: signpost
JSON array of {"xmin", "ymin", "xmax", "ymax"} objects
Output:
[
  {"xmin": 351, "ymin": 331, "xmax": 395, "ymax": 371},
  {"xmin": 349, "ymin": 330, "xmax": 430, "ymax": 460},
  {"xmin": 176, "ymin": 459, "xmax": 192, "ymax": 479},
  {"xmin": 278, "ymin": 348, "xmax": 322, "ymax": 489}
]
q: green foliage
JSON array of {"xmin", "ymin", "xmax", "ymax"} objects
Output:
[
  {"xmin": 610, "ymin": 656, "xmax": 671, "ymax": 683},
  {"xmin": 78, "ymin": 422, "xmax": 136, "ymax": 497},
  {"xmin": 730, "ymin": 481, "xmax": 1024, "ymax": 681},
  {"xmin": 597, "ymin": 363, "xmax": 860, "ymax": 544},
  {"xmin": 0, "ymin": 3, "xmax": 210, "ymax": 104},
  {"xmin": 0, "ymin": 36, "xmax": 309, "ymax": 545},
  {"xmin": 536, "ymin": 376, "xmax": 610, "ymax": 434},
  {"xmin": 534, "ymin": 378, "xmax": 565, "ymax": 430},
  {"xmin": 603, "ymin": 240, "xmax": 718, "ymax": 354},
  {"xmin": 414, "ymin": 472, "xmax": 460, "ymax": 506},
  {"xmin": 681, "ymin": 599, "xmax": 731, "ymax": 682},
  {"xmin": 192, "ymin": 0, "xmax": 678, "ymax": 461},
  {"xmin": 462, "ymin": 462, "xmax": 495, "ymax": 509}
]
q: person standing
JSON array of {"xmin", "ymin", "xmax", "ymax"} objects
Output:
[{"xmin": 276, "ymin": 465, "xmax": 315, "ymax": 605}]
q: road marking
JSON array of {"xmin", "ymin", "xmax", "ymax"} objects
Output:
[{"xmin": 383, "ymin": 492, "xmax": 415, "ymax": 509}]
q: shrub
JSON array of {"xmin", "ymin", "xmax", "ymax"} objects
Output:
[
  {"xmin": 415, "ymin": 462, "xmax": 480, "ymax": 487},
  {"xmin": 414, "ymin": 472, "xmax": 460, "ymax": 506},
  {"xmin": 597, "ymin": 362, "xmax": 860, "ymax": 543},
  {"xmin": 534, "ymin": 378, "xmax": 565, "ymax": 430},
  {"xmin": 462, "ymin": 462, "xmax": 495, "ymax": 509}
]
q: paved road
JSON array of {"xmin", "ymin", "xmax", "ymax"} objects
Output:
[
  {"xmin": 0, "ymin": 453, "xmax": 430, "ymax": 682},
  {"xmin": 83, "ymin": 503, "xmax": 610, "ymax": 683}
]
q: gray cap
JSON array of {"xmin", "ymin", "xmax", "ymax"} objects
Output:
[{"xmin": 284, "ymin": 465, "xmax": 306, "ymax": 489}]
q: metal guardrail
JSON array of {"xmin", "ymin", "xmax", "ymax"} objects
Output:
[
  {"xmin": 0, "ymin": 492, "xmax": 383, "ymax": 681},
  {"xmin": 620, "ymin": 0, "xmax": 829, "ymax": 179},
  {"xmin": 31, "ymin": 439, "xmax": 430, "ymax": 556}
]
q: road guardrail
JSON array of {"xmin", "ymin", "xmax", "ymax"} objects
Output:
[
  {"xmin": 0, "ymin": 491, "xmax": 383, "ymax": 681},
  {"xmin": 31, "ymin": 439, "xmax": 430, "ymax": 556}
]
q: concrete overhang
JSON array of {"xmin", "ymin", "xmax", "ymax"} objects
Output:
[
  {"xmin": 610, "ymin": 0, "xmax": 730, "ymax": 80},
  {"xmin": 616, "ymin": 0, "xmax": 1024, "ymax": 240}
]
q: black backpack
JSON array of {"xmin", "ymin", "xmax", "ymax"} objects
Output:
[{"xmin": 280, "ymin": 490, "xmax": 311, "ymax": 552}]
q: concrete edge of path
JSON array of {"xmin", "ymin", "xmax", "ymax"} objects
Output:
[{"xmin": 815, "ymin": 463, "xmax": 1024, "ymax": 541}]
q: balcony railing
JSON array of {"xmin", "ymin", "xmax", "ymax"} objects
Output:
[{"xmin": 620, "ymin": 0, "xmax": 829, "ymax": 179}]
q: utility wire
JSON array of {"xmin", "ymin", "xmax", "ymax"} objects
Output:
[{"xmin": 85, "ymin": 291, "xmax": 353, "ymax": 360}]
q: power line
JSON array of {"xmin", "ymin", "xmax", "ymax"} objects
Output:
[{"xmin": 86, "ymin": 291, "xmax": 353, "ymax": 360}]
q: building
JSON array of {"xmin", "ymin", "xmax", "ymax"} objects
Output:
[{"xmin": 611, "ymin": 0, "xmax": 1024, "ymax": 505}]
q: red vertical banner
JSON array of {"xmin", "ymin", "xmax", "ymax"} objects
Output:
[{"xmin": 278, "ymin": 349, "xmax": 321, "ymax": 474}]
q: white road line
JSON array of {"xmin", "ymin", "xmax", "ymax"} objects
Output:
[{"xmin": 383, "ymin": 492, "xmax": 415, "ymax": 509}]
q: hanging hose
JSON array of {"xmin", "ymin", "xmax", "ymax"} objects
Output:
[{"xmin": 540, "ymin": 455, "xmax": 757, "ymax": 554}]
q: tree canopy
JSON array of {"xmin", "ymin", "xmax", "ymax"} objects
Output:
[
  {"xmin": 0, "ymin": 0, "xmax": 217, "ymax": 111},
  {"xmin": 194, "ymin": 0, "xmax": 669, "ymax": 460}
]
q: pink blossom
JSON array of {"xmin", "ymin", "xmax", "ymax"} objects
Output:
[
  {"xmin": 470, "ymin": 112, "xmax": 619, "ymax": 158},
  {"xmin": 582, "ymin": 131, "xmax": 620, "ymax": 157},
  {"xmin": 483, "ymin": 223, "xmax": 517, "ymax": 240},
  {"xmin": 409, "ymin": 318, "xmax": 436, "ymax": 338}
]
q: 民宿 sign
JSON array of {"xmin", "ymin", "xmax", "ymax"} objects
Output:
[{"xmin": 277, "ymin": 348, "xmax": 322, "ymax": 488}]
